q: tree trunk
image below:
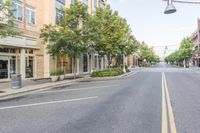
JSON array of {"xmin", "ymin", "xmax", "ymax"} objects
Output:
[
  {"xmin": 107, "ymin": 52, "xmax": 112, "ymax": 68},
  {"xmin": 73, "ymin": 56, "xmax": 76, "ymax": 79}
]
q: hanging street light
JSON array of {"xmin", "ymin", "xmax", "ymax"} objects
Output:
[
  {"xmin": 164, "ymin": 0, "xmax": 200, "ymax": 14},
  {"xmin": 164, "ymin": 0, "xmax": 177, "ymax": 14}
]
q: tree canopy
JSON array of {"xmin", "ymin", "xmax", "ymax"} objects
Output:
[
  {"xmin": 0, "ymin": 1, "xmax": 20, "ymax": 37},
  {"xmin": 138, "ymin": 42, "xmax": 159, "ymax": 64},
  {"xmin": 165, "ymin": 37, "xmax": 194, "ymax": 67},
  {"xmin": 87, "ymin": 6, "xmax": 139, "ymax": 66}
]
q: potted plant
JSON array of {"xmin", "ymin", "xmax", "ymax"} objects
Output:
[
  {"xmin": 50, "ymin": 71, "xmax": 59, "ymax": 82},
  {"xmin": 58, "ymin": 69, "xmax": 65, "ymax": 81}
]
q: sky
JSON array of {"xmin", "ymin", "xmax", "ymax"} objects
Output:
[{"xmin": 109, "ymin": 0, "xmax": 200, "ymax": 58}]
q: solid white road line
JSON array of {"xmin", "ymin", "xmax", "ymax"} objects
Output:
[
  {"xmin": 162, "ymin": 72, "xmax": 168, "ymax": 133},
  {"xmin": 0, "ymin": 96, "xmax": 98, "ymax": 110},
  {"xmin": 37, "ymin": 85, "xmax": 120, "ymax": 94}
]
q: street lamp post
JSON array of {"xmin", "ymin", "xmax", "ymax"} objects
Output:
[{"xmin": 164, "ymin": 0, "xmax": 200, "ymax": 14}]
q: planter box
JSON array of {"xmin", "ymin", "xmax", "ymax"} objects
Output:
[
  {"xmin": 51, "ymin": 76, "xmax": 59, "ymax": 82},
  {"xmin": 59, "ymin": 75, "xmax": 65, "ymax": 81}
]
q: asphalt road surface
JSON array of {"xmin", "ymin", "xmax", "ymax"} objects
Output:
[{"xmin": 0, "ymin": 63, "xmax": 200, "ymax": 133}]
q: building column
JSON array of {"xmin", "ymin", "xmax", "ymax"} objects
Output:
[
  {"xmin": 101, "ymin": 57, "xmax": 104, "ymax": 70},
  {"xmin": 20, "ymin": 48, "xmax": 26, "ymax": 79},
  {"xmin": 104, "ymin": 55, "xmax": 108, "ymax": 69},
  {"xmin": 96, "ymin": 55, "xmax": 99, "ymax": 71}
]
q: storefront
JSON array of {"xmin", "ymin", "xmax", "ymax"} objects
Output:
[{"xmin": 0, "ymin": 47, "xmax": 36, "ymax": 80}]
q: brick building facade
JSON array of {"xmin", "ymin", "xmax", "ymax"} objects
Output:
[{"xmin": 0, "ymin": 0, "xmax": 107, "ymax": 81}]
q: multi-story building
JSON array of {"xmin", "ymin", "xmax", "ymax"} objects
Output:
[
  {"xmin": 191, "ymin": 19, "xmax": 200, "ymax": 67},
  {"xmin": 0, "ymin": 0, "xmax": 107, "ymax": 81}
]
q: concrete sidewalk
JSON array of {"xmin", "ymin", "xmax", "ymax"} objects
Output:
[
  {"xmin": 0, "ymin": 71, "xmax": 136, "ymax": 99},
  {"xmin": 0, "ymin": 74, "xmax": 90, "ymax": 99}
]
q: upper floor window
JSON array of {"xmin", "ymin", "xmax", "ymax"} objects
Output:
[
  {"xmin": 99, "ymin": 0, "xmax": 105, "ymax": 8},
  {"xmin": 56, "ymin": 8, "xmax": 63, "ymax": 24},
  {"xmin": 26, "ymin": 6, "xmax": 36, "ymax": 25},
  {"xmin": 12, "ymin": 1, "xmax": 23, "ymax": 21},
  {"xmin": 71, "ymin": 0, "xmax": 77, "ymax": 5},
  {"xmin": 0, "ymin": 0, "xmax": 3, "ymax": 8},
  {"xmin": 82, "ymin": 0, "xmax": 88, "ymax": 6},
  {"xmin": 56, "ymin": 0, "xmax": 65, "ymax": 5},
  {"xmin": 93, "ymin": 0, "xmax": 97, "ymax": 9}
]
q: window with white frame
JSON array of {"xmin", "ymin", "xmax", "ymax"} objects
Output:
[
  {"xmin": 56, "ymin": 0, "xmax": 65, "ymax": 5},
  {"xmin": 71, "ymin": 0, "xmax": 77, "ymax": 5},
  {"xmin": 56, "ymin": 8, "xmax": 63, "ymax": 24},
  {"xmin": 82, "ymin": 0, "xmax": 88, "ymax": 6},
  {"xmin": 12, "ymin": 1, "xmax": 23, "ymax": 21},
  {"xmin": 93, "ymin": 0, "xmax": 97, "ymax": 11},
  {"xmin": 26, "ymin": 6, "xmax": 36, "ymax": 24},
  {"xmin": 99, "ymin": 0, "xmax": 105, "ymax": 8},
  {"xmin": 0, "ymin": 0, "xmax": 3, "ymax": 8}
]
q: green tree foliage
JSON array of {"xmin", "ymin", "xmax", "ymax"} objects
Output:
[
  {"xmin": 0, "ymin": 1, "xmax": 20, "ymax": 37},
  {"xmin": 87, "ymin": 6, "xmax": 138, "ymax": 67},
  {"xmin": 40, "ymin": 2, "xmax": 89, "ymax": 77},
  {"xmin": 165, "ymin": 37, "xmax": 194, "ymax": 67},
  {"xmin": 138, "ymin": 42, "xmax": 159, "ymax": 65}
]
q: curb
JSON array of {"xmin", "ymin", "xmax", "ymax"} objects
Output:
[
  {"xmin": 0, "ymin": 71, "xmax": 137, "ymax": 99},
  {"xmin": 79, "ymin": 71, "xmax": 137, "ymax": 82},
  {"xmin": 0, "ymin": 77, "xmax": 85, "ymax": 99}
]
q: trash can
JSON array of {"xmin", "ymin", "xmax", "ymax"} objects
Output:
[{"xmin": 11, "ymin": 74, "xmax": 22, "ymax": 89}]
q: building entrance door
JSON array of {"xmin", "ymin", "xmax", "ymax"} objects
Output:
[{"xmin": 0, "ymin": 56, "xmax": 8, "ymax": 79}]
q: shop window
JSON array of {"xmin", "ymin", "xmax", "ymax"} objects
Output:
[
  {"xmin": 10, "ymin": 56, "xmax": 16, "ymax": 77},
  {"xmin": 0, "ymin": 56, "xmax": 8, "ymax": 79},
  {"xmin": 26, "ymin": 56, "xmax": 34, "ymax": 78},
  {"xmin": 0, "ymin": 48, "xmax": 9, "ymax": 53},
  {"xmin": 10, "ymin": 48, "xmax": 16, "ymax": 53},
  {"xmin": 26, "ymin": 49, "xmax": 34, "ymax": 54}
]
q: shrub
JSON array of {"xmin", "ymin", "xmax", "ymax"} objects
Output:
[
  {"xmin": 91, "ymin": 68, "xmax": 124, "ymax": 77},
  {"xmin": 50, "ymin": 69, "xmax": 64, "ymax": 76},
  {"xmin": 57, "ymin": 68, "xmax": 65, "ymax": 75},
  {"xmin": 50, "ymin": 72, "xmax": 57, "ymax": 76}
]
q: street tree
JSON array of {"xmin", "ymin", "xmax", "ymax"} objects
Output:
[
  {"xmin": 87, "ymin": 6, "xmax": 138, "ymax": 67},
  {"xmin": 138, "ymin": 42, "xmax": 159, "ymax": 66},
  {"xmin": 40, "ymin": 2, "xmax": 89, "ymax": 78},
  {"xmin": 179, "ymin": 37, "xmax": 194, "ymax": 67},
  {"xmin": 0, "ymin": 1, "xmax": 20, "ymax": 37},
  {"xmin": 165, "ymin": 37, "xmax": 194, "ymax": 67}
]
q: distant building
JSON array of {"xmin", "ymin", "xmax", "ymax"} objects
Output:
[{"xmin": 190, "ymin": 19, "xmax": 200, "ymax": 67}]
